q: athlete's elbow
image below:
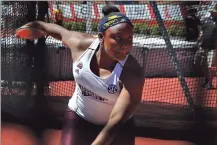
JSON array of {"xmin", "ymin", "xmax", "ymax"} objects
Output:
[
  {"xmin": 108, "ymin": 111, "xmax": 128, "ymax": 127},
  {"xmin": 110, "ymin": 113, "xmax": 122, "ymax": 122}
]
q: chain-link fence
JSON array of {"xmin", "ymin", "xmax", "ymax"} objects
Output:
[{"xmin": 1, "ymin": 1, "xmax": 217, "ymax": 144}]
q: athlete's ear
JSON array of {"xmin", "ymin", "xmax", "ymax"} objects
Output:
[{"xmin": 98, "ymin": 32, "xmax": 104, "ymax": 43}]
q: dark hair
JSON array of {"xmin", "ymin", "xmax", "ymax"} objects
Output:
[
  {"xmin": 102, "ymin": 5, "xmax": 120, "ymax": 16},
  {"xmin": 98, "ymin": 5, "xmax": 133, "ymax": 32}
]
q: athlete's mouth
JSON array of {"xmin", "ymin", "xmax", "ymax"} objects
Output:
[{"xmin": 118, "ymin": 51, "xmax": 129, "ymax": 55}]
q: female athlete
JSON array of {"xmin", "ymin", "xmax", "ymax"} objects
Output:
[{"xmin": 17, "ymin": 5, "xmax": 144, "ymax": 145}]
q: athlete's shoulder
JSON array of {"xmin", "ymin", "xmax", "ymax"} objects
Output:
[
  {"xmin": 65, "ymin": 31, "xmax": 97, "ymax": 52},
  {"xmin": 121, "ymin": 54, "xmax": 145, "ymax": 94},
  {"xmin": 77, "ymin": 34, "xmax": 98, "ymax": 51},
  {"xmin": 123, "ymin": 54, "xmax": 144, "ymax": 78}
]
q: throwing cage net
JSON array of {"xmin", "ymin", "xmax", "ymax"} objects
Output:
[{"xmin": 1, "ymin": 1, "xmax": 217, "ymax": 144}]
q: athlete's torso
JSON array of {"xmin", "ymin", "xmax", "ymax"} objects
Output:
[{"xmin": 68, "ymin": 38, "xmax": 128, "ymax": 125}]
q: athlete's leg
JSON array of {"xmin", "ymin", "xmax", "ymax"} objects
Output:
[{"xmin": 60, "ymin": 108, "xmax": 100, "ymax": 145}]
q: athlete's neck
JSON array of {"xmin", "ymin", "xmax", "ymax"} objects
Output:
[{"xmin": 96, "ymin": 47, "xmax": 117, "ymax": 70}]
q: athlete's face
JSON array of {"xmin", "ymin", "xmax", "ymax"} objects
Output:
[{"xmin": 99, "ymin": 23, "xmax": 133, "ymax": 61}]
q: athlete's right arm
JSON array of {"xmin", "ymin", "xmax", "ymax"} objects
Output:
[{"xmin": 22, "ymin": 21, "xmax": 83, "ymax": 50}]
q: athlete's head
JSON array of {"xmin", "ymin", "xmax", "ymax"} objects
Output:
[{"xmin": 98, "ymin": 5, "xmax": 133, "ymax": 61}]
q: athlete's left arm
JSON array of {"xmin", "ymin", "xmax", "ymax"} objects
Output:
[{"xmin": 91, "ymin": 57, "xmax": 145, "ymax": 145}]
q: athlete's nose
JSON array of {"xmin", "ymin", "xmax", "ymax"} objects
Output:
[{"xmin": 120, "ymin": 44, "xmax": 132, "ymax": 54}]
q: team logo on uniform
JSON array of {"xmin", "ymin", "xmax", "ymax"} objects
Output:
[
  {"xmin": 77, "ymin": 62, "xmax": 83, "ymax": 69},
  {"xmin": 108, "ymin": 84, "xmax": 118, "ymax": 94}
]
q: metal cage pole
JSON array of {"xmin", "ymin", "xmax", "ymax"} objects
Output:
[
  {"xmin": 150, "ymin": 1, "xmax": 195, "ymax": 112},
  {"xmin": 86, "ymin": 0, "xmax": 93, "ymax": 34}
]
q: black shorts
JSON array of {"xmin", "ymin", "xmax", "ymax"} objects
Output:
[{"xmin": 60, "ymin": 108, "xmax": 135, "ymax": 145}]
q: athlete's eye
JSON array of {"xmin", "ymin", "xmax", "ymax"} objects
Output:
[{"xmin": 115, "ymin": 36, "xmax": 123, "ymax": 44}]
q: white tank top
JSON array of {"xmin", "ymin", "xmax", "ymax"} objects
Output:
[{"xmin": 68, "ymin": 38, "xmax": 128, "ymax": 125}]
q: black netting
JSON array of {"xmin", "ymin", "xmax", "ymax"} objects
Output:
[
  {"xmin": 1, "ymin": 2, "xmax": 37, "ymax": 121},
  {"xmin": 1, "ymin": 1, "xmax": 217, "ymax": 144}
]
